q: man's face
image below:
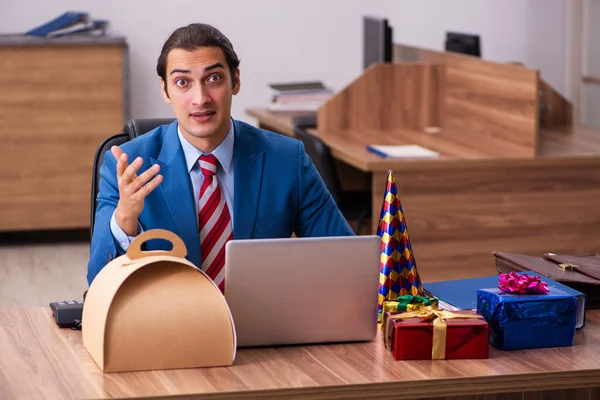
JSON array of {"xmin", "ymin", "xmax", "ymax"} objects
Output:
[{"xmin": 160, "ymin": 46, "xmax": 240, "ymax": 151}]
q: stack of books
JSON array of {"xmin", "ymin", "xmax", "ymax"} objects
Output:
[
  {"xmin": 267, "ymin": 81, "xmax": 333, "ymax": 113},
  {"xmin": 26, "ymin": 11, "xmax": 108, "ymax": 38}
]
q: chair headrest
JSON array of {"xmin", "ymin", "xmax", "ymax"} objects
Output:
[{"xmin": 123, "ymin": 118, "xmax": 175, "ymax": 139}]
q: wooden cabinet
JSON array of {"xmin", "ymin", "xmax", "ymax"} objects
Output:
[{"xmin": 0, "ymin": 36, "xmax": 127, "ymax": 231}]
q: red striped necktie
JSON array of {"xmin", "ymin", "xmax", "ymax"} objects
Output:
[{"xmin": 198, "ymin": 154, "xmax": 232, "ymax": 293}]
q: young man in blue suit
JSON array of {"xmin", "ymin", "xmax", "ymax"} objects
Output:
[{"xmin": 87, "ymin": 23, "xmax": 354, "ymax": 286}]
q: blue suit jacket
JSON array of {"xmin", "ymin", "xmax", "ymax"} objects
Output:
[{"xmin": 87, "ymin": 119, "xmax": 354, "ymax": 284}]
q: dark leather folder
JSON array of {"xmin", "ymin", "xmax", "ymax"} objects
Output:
[{"xmin": 493, "ymin": 251, "xmax": 600, "ymax": 309}]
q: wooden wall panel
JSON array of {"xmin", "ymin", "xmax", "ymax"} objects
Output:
[
  {"xmin": 394, "ymin": 44, "xmax": 540, "ymax": 158},
  {"xmin": 443, "ymin": 53, "xmax": 539, "ymax": 158},
  {"xmin": 318, "ymin": 63, "xmax": 444, "ymax": 133}
]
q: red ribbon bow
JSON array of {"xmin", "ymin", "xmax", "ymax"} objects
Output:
[{"xmin": 498, "ymin": 272, "xmax": 549, "ymax": 294}]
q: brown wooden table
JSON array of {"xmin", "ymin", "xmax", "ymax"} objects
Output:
[
  {"xmin": 2, "ymin": 307, "xmax": 600, "ymax": 400},
  {"xmin": 246, "ymin": 108, "xmax": 600, "ymax": 282}
]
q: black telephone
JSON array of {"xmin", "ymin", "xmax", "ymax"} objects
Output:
[{"xmin": 49, "ymin": 290, "xmax": 87, "ymax": 330}]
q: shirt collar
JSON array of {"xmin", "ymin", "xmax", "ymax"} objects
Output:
[{"xmin": 177, "ymin": 119, "xmax": 235, "ymax": 174}]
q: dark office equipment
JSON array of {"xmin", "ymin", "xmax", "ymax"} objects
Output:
[
  {"xmin": 269, "ymin": 81, "xmax": 327, "ymax": 92},
  {"xmin": 49, "ymin": 299, "xmax": 84, "ymax": 328},
  {"xmin": 363, "ymin": 16, "xmax": 392, "ymax": 70},
  {"xmin": 90, "ymin": 119, "xmax": 174, "ymax": 241},
  {"xmin": 445, "ymin": 32, "xmax": 481, "ymax": 57},
  {"xmin": 292, "ymin": 116, "xmax": 371, "ymax": 234}
]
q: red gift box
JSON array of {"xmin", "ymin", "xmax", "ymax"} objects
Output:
[{"xmin": 384, "ymin": 308, "xmax": 489, "ymax": 360}]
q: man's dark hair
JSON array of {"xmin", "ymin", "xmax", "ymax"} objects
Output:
[{"xmin": 157, "ymin": 23, "xmax": 240, "ymax": 96}]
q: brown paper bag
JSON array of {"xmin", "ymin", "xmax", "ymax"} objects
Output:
[{"xmin": 82, "ymin": 229, "xmax": 236, "ymax": 372}]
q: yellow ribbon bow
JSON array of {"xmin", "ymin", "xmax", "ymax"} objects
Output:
[{"xmin": 390, "ymin": 306, "xmax": 484, "ymax": 360}]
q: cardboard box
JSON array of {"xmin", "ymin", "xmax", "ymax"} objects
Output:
[{"xmin": 82, "ymin": 229, "xmax": 236, "ymax": 372}]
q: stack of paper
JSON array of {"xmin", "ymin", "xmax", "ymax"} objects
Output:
[{"xmin": 267, "ymin": 81, "xmax": 333, "ymax": 113}]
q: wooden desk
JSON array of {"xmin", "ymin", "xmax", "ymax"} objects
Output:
[
  {"xmin": 1, "ymin": 307, "xmax": 600, "ymax": 400},
  {"xmin": 247, "ymin": 109, "xmax": 600, "ymax": 168},
  {"xmin": 246, "ymin": 108, "xmax": 600, "ymax": 282}
]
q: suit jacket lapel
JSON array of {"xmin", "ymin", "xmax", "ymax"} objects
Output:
[
  {"xmin": 233, "ymin": 120, "xmax": 264, "ymax": 239},
  {"xmin": 150, "ymin": 121, "xmax": 201, "ymax": 267}
]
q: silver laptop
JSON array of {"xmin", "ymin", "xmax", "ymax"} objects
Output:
[{"xmin": 224, "ymin": 235, "xmax": 381, "ymax": 347}]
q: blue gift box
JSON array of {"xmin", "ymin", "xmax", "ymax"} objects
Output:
[{"xmin": 476, "ymin": 287, "xmax": 577, "ymax": 351}]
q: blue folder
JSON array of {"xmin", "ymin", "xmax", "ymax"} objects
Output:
[
  {"xmin": 423, "ymin": 272, "xmax": 586, "ymax": 329},
  {"xmin": 26, "ymin": 11, "xmax": 88, "ymax": 37}
]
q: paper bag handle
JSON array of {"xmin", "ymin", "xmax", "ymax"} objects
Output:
[{"xmin": 127, "ymin": 229, "xmax": 188, "ymax": 260}]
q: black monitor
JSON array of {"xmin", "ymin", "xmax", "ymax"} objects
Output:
[
  {"xmin": 363, "ymin": 16, "xmax": 392, "ymax": 70},
  {"xmin": 445, "ymin": 32, "xmax": 481, "ymax": 57}
]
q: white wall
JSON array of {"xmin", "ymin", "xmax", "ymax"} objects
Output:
[
  {"xmin": 0, "ymin": 0, "xmax": 387, "ymax": 122},
  {"xmin": 1, "ymin": 0, "xmax": 568, "ymax": 124},
  {"xmin": 384, "ymin": 0, "xmax": 567, "ymax": 95}
]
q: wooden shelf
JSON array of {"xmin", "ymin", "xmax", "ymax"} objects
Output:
[{"xmin": 0, "ymin": 38, "xmax": 127, "ymax": 231}]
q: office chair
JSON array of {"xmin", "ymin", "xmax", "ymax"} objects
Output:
[
  {"xmin": 55, "ymin": 119, "xmax": 175, "ymax": 327},
  {"xmin": 90, "ymin": 118, "xmax": 174, "ymax": 240},
  {"xmin": 292, "ymin": 116, "xmax": 371, "ymax": 234}
]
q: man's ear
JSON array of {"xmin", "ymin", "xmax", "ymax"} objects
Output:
[
  {"xmin": 232, "ymin": 68, "xmax": 241, "ymax": 95},
  {"xmin": 160, "ymin": 78, "xmax": 170, "ymax": 103}
]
